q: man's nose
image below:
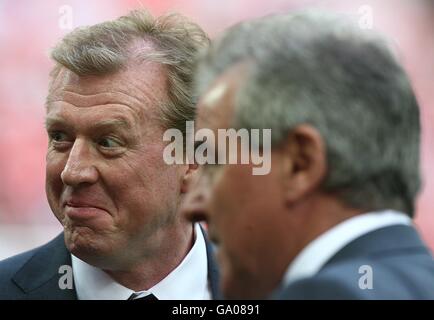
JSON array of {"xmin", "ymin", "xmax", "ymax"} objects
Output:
[{"xmin": 61, "ymin": 139, "xmax": 99, "ymax": 187}]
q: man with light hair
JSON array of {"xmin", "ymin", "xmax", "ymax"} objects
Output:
[
  {"xmin": 0, "ymin": 9, "xmax": 220, "ymax": 300},
  {"xmin": 181, "ymin": 11, "xmax": 434, "ymax": 299}
]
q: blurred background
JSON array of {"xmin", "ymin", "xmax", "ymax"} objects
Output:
[{"xmin": 0, "ymin": 0, "xmax": 433, "ymax": 259}]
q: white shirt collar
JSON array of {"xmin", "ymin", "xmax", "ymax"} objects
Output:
[
  {"xmin": 71, "ymin": 223, "xmax": 211, "ymax": 300},
  {"xmin": 282, "ymin": 209, "xmax": 412, "ymax": 287}
]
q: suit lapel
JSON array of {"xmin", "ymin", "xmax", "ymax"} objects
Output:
[{"xmin": 12, "ymin": 233, "xmax": 77, "ymax": 300}]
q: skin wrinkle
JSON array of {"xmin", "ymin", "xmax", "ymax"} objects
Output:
[
  {"xmin": 47, "ymin": 62, "xmax": 168, "ymax": 113},
  {"xmin": 46, "ymin": 92, "xmax": 142, "ymax": 111},
  {"xmin": 45, "ymin": 60, "xmax": 192, "ymax": 290},
  {"xmin": 47, "ymin": 85, "xmax": 155, "ymax": 110},
  {"xmin": 47, "ymin": 71, "xmax": 167, "ymax": 137},
  {"xmin": 46, "ymin": 114, "xmax": 135, "ymax": 131},
  {"xmin": 45, "ymin": 108, "xmax": 142, "ymax": 152},
  {"xmin": 42, "ymin": 10, "xmax": 210, "ymax": 292}
]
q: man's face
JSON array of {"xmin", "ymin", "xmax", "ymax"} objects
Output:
[
  {"xmin": 182, "ymin": 67, "xmax": 291, "ymax": 299},
  {"xmin": 45, "ymin": 63, "xmax": 189, "ymax": 270}
]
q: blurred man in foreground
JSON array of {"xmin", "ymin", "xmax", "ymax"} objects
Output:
[
  {"xmin": 0, "ymin": 10, "xmax": 220, "ymax": 300},
  {"xmin": 182, "ymin": 11, "xmax": 434, "ymax": 299}
]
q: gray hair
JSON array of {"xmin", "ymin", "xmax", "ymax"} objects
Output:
[
  {"xmin": 195, "ymin": 11, "xmax": 421, "ymax": 216},
  {"xmin": 50, "ymin": 9, "xmax": 209, "ymax": 137}
]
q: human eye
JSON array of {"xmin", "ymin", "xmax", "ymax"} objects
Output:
[
  {"xmin": 48, "ymin": 131, "xmax": 72, "ymax": 150},
  {"xmin": 97, "ymin": 136, "xmax": 126, "ymax": 155},
  {"xmin": 49, "ymin": 131, "xmax": 68, "ymax": 142},
  {"xmin": 98, "ymin": 136, "xmax": 122, "ymax": 148}
]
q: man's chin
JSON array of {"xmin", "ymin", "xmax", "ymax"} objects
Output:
[
  {"xmin": 222, "ymin": 265, "xmax": 271, "ymax": 300},
  {"xmin": 223, "ymin": 279, "xmax": 269, "ymax": 300},
  {"xmin": 64, "ymin": 227, "xmax": 107, "ymax": 259}
]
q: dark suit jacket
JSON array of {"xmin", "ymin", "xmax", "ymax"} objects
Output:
[
  {"xmin": 276, "ymin": 225, "xmax": 434, "ymax": 299},
  {"xmin": 0, "ymin": 227, "xmax": 221, "ymax": 300}
]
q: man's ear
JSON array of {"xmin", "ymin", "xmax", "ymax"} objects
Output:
[
  {"xmin": 282, "ymin": 124, "xmax": 327, "ymax": 204},
  {"xmin": 181, "ymin": 163, "xmax": 199, "ymax": 194}
]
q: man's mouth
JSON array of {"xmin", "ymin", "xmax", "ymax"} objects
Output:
[{"xmin": 63, "ymin": 199, "xmax": 109, "ymax": 220}]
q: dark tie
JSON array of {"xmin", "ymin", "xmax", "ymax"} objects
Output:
[{"xmin": 128, "ymin": 293, "xmax": 158, "ymax": 300}]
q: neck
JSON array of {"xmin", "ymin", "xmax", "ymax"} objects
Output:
[
  {"xmin": 288, "ymin": 193, "xmax": 364, "ymax": 263},
  {"xmin": 104, "ymin": 223, "xmax": 195, "ymax": 291},
  {"xmin": 241, "ymin": 193, "xmax": 363, "ymax": 299}
]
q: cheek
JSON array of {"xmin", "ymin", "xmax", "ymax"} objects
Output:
[
  {"xmin": 210, "ymin": 166, "xmax": 281, "ymax": 270},
  {"xmin": 218, "ymin": 240, "xmax": 260, "ymax": 299},
  {"xmin": 110, "ymin": 150, "xmax": 183, "ymax": 222},
  {"xmin": 211, "ymin": 178, "xmax": 254, "ymax": 272},
  {"xmin": 210, "ymin": 166, "xmax": 257, "ymax": 236},
  {"xmin": 45, "ymin": 152, "xmax": 66, "ymax": 213}
]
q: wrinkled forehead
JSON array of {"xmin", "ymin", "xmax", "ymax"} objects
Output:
[
  {"xmin": 196, "ymin": 62, "xmax": 251, "ymax": 130},
  {"xmin": 46, "ymin": 63, "xmax": 169, "ymax": 119}
]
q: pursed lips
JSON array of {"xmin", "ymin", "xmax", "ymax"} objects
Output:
[
  {"xmin": 64, "ymin": 199, "xmax": 104, "ymax": 209},
  {"xmin": 63, "ymin": 198, "xmax": 110, "ymax": 220}
]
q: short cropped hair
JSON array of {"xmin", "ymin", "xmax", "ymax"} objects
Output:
[{"xmin": 196, "ymin": 11, "xmax": 421, "ymax": 216}]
